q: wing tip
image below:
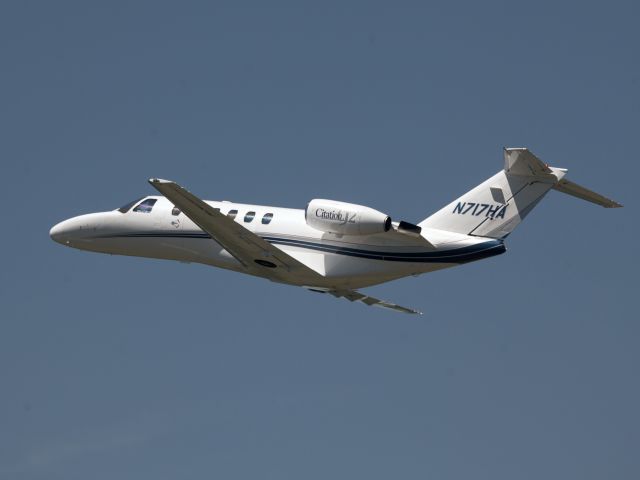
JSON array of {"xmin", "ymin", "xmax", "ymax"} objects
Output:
[{"xmin": 148, "ymin": 178, "xmax": 174, "ymax": 185}]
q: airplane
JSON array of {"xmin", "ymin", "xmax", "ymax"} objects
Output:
[{"xmin": 50, "ymin": 148, "xmax": 621, "ymax": 314}]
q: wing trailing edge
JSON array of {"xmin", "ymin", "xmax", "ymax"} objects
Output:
[{"xmin": 304, "ymin": 287, "xmax": 421, "ymax": 315}]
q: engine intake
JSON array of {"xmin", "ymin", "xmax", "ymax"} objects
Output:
[{"xmin": 306, "ymin": 199, "xmax": 392, "ymax": 235}]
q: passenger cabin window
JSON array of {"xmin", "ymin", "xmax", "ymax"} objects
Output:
[
  {"xmin": 262, "ymin": 213, "xmax": 274, "ymax": 225},
  {"xmin": 227, "ymin": 209, "xmax": 238, "ymax": 219},
  {"xmin": 171, "ymin": 207, "xmax": 181, "ymax": 216},
  {"xmin": 244, "ymin": 211, "xmax": 255, "ymax": 223},
  {"xmin": 117, "ymin": 197, "xmax": 143, "ymax": 213},
  {"xmin": 133, "ymin": 198, "xmax": 157, "ymax": 213}
]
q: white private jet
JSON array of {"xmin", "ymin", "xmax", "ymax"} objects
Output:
[{"xmin": 50, "ymin": 148, "xmax": 621, "ymax": 314}]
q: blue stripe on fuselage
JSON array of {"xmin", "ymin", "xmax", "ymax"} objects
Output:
[{"xmin": 96, "ymin": 232, "xmax": 506, "ymax": 264}]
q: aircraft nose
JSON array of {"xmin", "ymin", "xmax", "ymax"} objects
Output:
[
  {"xmin": 50, "ymin": 213, "xmax": 110, "ymax": 246},
  {"xmin": 49, "ymin": 219, "xmax": 73, "ymax": 245}
]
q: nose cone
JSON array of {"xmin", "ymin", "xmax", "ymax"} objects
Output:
[
  {"xmin": 50, "ymin": 223, "xmax": 61, "ymax": 243},
  {"xmin": 49, "ymin": 218, "xmax": 75, "ymax": 245},
  {"xmin": 50, "ymin": 212, "xmax": 113, "ymax": 247}
]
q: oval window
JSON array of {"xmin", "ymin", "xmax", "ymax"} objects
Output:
[
  {"xmin": 227, "ymin": 209, "xmax": 238, "ymax": 219},
  {"xmin": 262, "ymin": 213, "xmax": 274, "ymax": 225},
  {"xmin": 244, "ymin": 211, "xmax": 255, "ymax": 223}
]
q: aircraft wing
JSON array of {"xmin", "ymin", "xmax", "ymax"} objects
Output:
[
  {"xmin": 329, "ymin": 289, "xmax": 422, "ymax": 315},
  {"xmin": 148, "ymin": 178, "xmax": 325, "ymax": 285},
  {"xmin": 149, "ymin": 179, "xmax": 421, "ymax": 314}
]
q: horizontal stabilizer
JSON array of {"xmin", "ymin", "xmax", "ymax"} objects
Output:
[{"xmin": 553, "ymin": 178, "xmax": 622, "ymax": 208}]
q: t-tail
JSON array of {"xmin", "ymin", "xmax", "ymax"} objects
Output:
[{"xmin": 419, "ymin": 148, "xmax": 622, "ymax": 239}]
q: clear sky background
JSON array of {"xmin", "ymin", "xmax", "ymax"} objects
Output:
[{"xmin": 1, "ymin": 1, "xmax": 637, "ymax": 479}]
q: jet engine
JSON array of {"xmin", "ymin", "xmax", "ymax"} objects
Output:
[{"xmin": 305, "ymin": 199, "xmax": 392, "ymax": 235}]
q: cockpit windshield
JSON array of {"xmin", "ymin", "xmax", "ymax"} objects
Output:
[
  {"xmin": 117, "ymin": 197, "xmax": 158, "ymax": 214},
  {"xmin": 133, "ymin": 198, "xmax": 157, "ymax": 213},
  {"xmin": 117, "ymin": 197, "xmax": 143, "ymax": 213}
]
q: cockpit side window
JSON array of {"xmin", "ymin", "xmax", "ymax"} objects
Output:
[
  {"xmin": 117, "ymin": 197, "xmax": 144, "ymax": 213},
  {"xmin": 133, "ymin": 198, "xmax": 157, "ymax": 213}
]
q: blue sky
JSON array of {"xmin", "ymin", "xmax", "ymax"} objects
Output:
[{"xmin": 1, "ymin": 1, "xmax": 638, "ymax": 479}]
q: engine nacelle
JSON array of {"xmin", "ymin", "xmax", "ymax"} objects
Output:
[{"xmin": 306, "ymin": 199, "xmax": 392, "ymax": 235}]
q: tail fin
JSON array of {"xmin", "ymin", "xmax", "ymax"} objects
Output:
[{"xmin": 419, "ymin": 148, "xmax": 621, "ymax": 239}]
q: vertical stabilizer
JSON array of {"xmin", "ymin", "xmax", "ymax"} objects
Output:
[{"xmin": 419, "ymin": 148, "xmax": 566, "ymax": 239}]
